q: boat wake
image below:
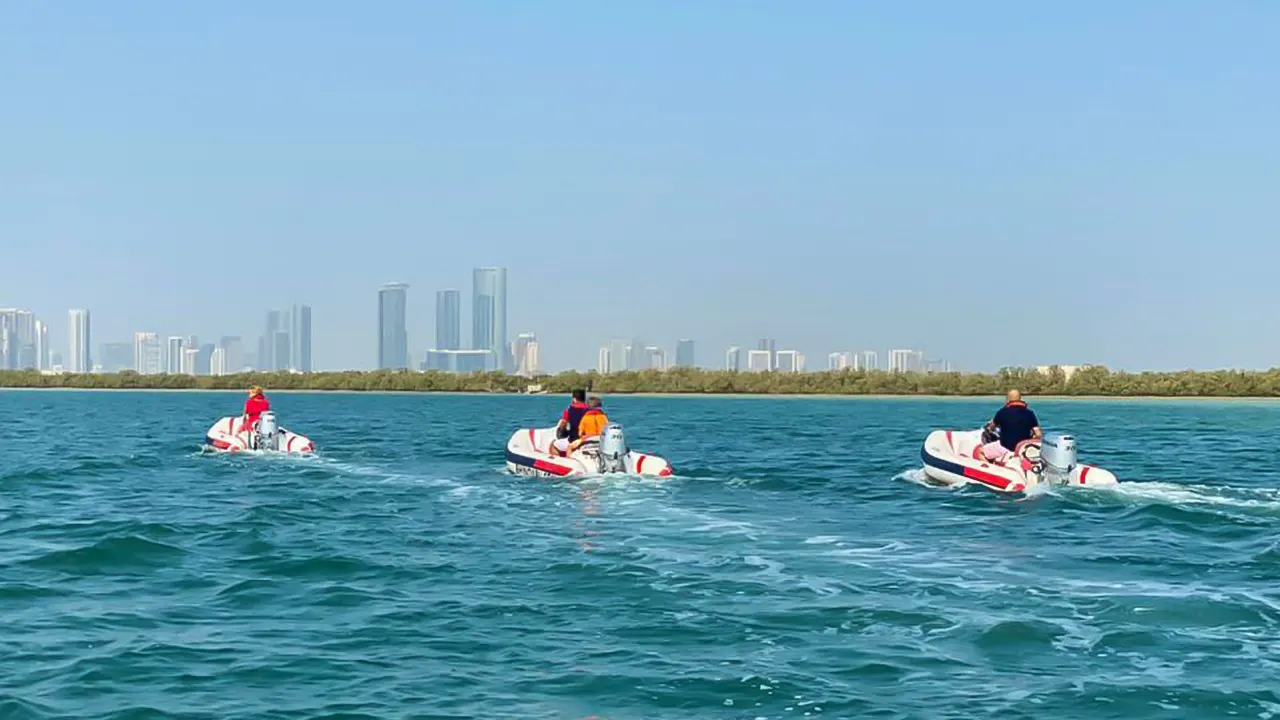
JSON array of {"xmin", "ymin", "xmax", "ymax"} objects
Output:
[{"xmin": 898, "ymin": 466, "xmax": 1280, "ymax": 515}]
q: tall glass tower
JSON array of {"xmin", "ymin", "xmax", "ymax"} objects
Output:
[
  {"xmin": 436, "ymin": 290, "xmax": 461, "ymax": 350},
  {"xmin": 471, "ymin": 268, "xmax": 508, "ymax": 372},
  {"xmin": 378, "ymin": 283, "xmax": 409, "ymax": 370}
]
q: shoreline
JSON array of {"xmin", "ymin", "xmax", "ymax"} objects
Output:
[{"xmin": 3, "ymin": 387, "xmax": 1279, "ymax": 402}]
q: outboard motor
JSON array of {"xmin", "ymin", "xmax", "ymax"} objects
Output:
[
  {"xmin": 597, "ymin": 423, "xmax": 628, "ymax": 474},
  {"xmin": 256, "ymin": 411, "xmax": 280, "ymax": 451},
  {"xmin": 1039, "ymin": 433, "xmax": 1077, "ymax": 483}
]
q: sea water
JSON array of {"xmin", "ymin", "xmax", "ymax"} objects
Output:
[{"xmin": 1, "ymin": 391, "xmax": 1278, "ymax": 719}]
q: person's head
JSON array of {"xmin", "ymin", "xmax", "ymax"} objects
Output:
[
  {"xmin": 249, "ymin": 385, "xmax": 263, "ymax": 397},
  {"xmin": 1006, "ymin": 389, "xmax": 1022, "ymax": 404},
  {"xmin": 572, "ymin": 389, "xmax": 586, "ymax": 403},
  {"xmin": 588, "ymin": 395, "xmax": 602, "ymax": 409}
]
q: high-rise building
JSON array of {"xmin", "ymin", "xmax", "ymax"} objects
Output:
[
  {"xmin": 597, "ymin": 347, "xmax": 612, "ymax": 374},
  {"xmin": 34, "ymin": 320, "xmax": 48, "ymax": 371},
  {"xmin": 68, "ymin": 309, "xmax": 91, "ymax": 373},
  {"xmin": 608, "ymin": 338, "xmax": 630, "ymax": 372},
  {"xmin": 725, "ymin": 346, "xmax": 742, "ymax": 371},
  {"xmin": 0, "ymin": 309, "xmax": 36, "ymax": 369},
  {"xmin": 471, "ymin": 268, "xmax": 508, "ymax": 372},
  {"xmin": 292, "ymin": 304, "xmax": 312, "ymax": 372},
  {"xmin": 645, "ymin": 346, "xmax": 667, "ymax": 371},
  {"xmin": 197, "ymin": 343, "xmax": 215, "ymax": 375},
  {"xmin": 435, "ymin": 290, "xmax": 461, "ymax": 351},
  {"xmin": 514, "ymin": 332, "xmax": 538, "ymax": 376},
  {"xmin": 99, "ymin": 343, "xmax": 132, "ymax": 372},
  {"xmin": 262, "ymin": 310, "xmax": 283, "ymax": 371},
  {"xmin": 757, "ymin": 338, "xmax": 777, "ymax": 371},
  {"xmin": 133, "ymin": 332, "xmax": 161, "ymax": 375},
  {"xmin": 181, "ymin": 347, "xmax": 198, "ymax": 375},
  {"xmin": 860, "ymin": 350, "xmax": 878, "ymax": 371},
  {"xmin": 828, "ymin": 351, "xmax": 855, "ymax": 371},
  {"xmin": 210, "ymin": 347, "xmax": 228, "ymax": 376},
  {"xmin": 626, "ymin": 339, "xmax": 646, "ymax": 373},
  {"xmin": 273, "ymin": 330, "xmax": 291, "ymax": 372},
  {"xmin": 675, "ymin": 339, "xmax": 695, "ymax": 368},
  {"xmin": 218, "ymin": 336, "xmax": 244, "ymax": 373},
  {"xmin": 166, "ymin": 336, "xmax": 185, "ymax": 374},
  {"xmin": 378, "ymin": 282, "xmax": 409, "ymax": 370},
  {"xmin": 888, "ymin": 349, "xmax": 924, "ymax": 373},
  {"xmin": 747, "ymin": 349, "xmax": 772, "ymax": 372},
  {"xmin": 776, "ymin": 350, "xmax": 803, "ymax": 373}
]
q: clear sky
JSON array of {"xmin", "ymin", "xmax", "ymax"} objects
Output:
[{"xmin": 3, "ymin": 1, "xmax": 1277, "ymax": 372}]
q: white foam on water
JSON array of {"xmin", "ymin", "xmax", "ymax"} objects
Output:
[
  {"xmin": 1080, "ymin": 480, "xmax": 1280, "ymax": 514},
  {"xmin": 895, "ymin": 467, "xmax": 968, "ymax": 491}
]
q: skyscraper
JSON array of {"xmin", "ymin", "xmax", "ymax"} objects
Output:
[
  {"xmin": 292, "ymin": 305, "xmax": 312, "ymax": 372},
  {"xmin": 218, "ymin": 336, "xmax": 244, "ymax": 373},
  {"xmin": 471, "ymin": 268, "xmax": 508, "ymax": 372},
  {"xmin": 34, "ymin": 320, "xmax": 47, "ymax": 371},
  {"xmin": 597, "ymin": 347, "xmax": 612, "ymax": 374},
  {"xmin": 273, "ymin": 330, "xmax": 291, "ymax": 372},
  {"xmin": 100, "ymin": 342, "xmax": 132, "ymax": 372},
  {"xmin": 166, "ymin": 336, "xmax": 185, "ymax": 374},
  {"xmin": 514, "ymin": 332, "xmax": 538, "ymax": 376},
  {"xmin": 197, "ymin": 343, "xmax": 215, "ymax": 375},
  {"xmin": 436, "ymin": 290, "xmax": 461, "ymax": 351},
  {"xmin": 210, "ymin": 347, "xmax": 228, "ymax": 376},
  {"xmin": 725, "ymin": 346, "xmax": 742, "ymax": 371},
  {"xmin": 757, "ymin": 338, "xmax": 777, "ymax": 371},
  {"xmin": 262, "ymin": 310, "xmax": 286, "ymax": 371},
  {"xmin": 68, "ymin": 309, "xmax": 91, "ymax": 373},
  {"xmin": 378, "ymin": 282, "xmax": 409, "ymax": 370},
  {"xmin": 675, "ymin": 339, "xmax": 695, "ymax": 368},
  {"xmin": 133, "ymin": 332, "xmax": 161, "ymax": 375}
]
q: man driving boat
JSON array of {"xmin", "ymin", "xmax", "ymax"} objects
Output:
[
  {"xmin": 243, "ymin": 385, "xmax": 271, "ymax": 433},
  {"xmin": 566, "ymin": 396, "xmax": 610, "ymax": 454},
  {"xmin": 980, "ymin": 390, "xmax": 1042, "ymax": 461},
  {"xmin": 552, "ymin": 389, "xmax": 589, "ymax": 456}
]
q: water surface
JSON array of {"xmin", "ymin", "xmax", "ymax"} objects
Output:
[{"xmin": 1, "ymin": 391, "xmax": 1278, "ymax": 719}]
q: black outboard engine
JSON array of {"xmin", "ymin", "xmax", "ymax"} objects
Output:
[
  {"xmin": 597, "ymin": 423, "xmax": 628, "ymax": 474},
  {"xmin": 255, "ymin": 411, "xmax": 280, "ymax": 451},
  {"xmin": 1039, "ymin": 433, "xmax": 1077, "ymax": 484}
]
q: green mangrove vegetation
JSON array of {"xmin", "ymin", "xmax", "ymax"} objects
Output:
[{"xmin": 6, "ymin": 365, "xmax": 1280, "ymax": 396}]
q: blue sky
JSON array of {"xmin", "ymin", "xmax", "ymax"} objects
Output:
[{"xmin": 3, "ymin": 1, "xmax": 1277, "ymax": 372}]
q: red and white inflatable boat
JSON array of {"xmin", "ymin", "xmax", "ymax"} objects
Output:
[
  {"xmin": 505, "ymin": 423, "xmax": 672, "ymax": 479},
  {"xmin": 920, "ymin": 429, "xmax": 1116, "ymax": 494},
  {"xmin": 204, "ymin": 411, "xmax": 315, "ymax": 454}
]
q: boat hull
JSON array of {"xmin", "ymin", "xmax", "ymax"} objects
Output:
[
  {"xmin": 204, "ymin": 416, "xmax": 315, "ymax": 454},
  {"xmin": 920, "ymin": 429, "xmax": 1117, "ymax": 494},
  {"xmin": 505, "ymin": 427, "xmax": 671, "ymax": 479}
]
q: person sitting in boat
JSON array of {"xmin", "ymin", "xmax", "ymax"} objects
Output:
[
  {"xmin": 242, "ymin": 385, "xmax": 271, "ymax": 433},
  {"xmin": 566, "ymin": 396, "xmax": 610, "ymax": 454},
  {"xmin": 551, "ymin": 389, "xmax": 589, "ymax": 456},
  {"xmin": 980, "ymin": 390, "xmax": 1042, "ymax": 461}
]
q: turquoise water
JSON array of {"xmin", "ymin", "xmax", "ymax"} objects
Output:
[{"xmin": 2, "ymin": 391, "xmax": 1279, "ymax": 719}]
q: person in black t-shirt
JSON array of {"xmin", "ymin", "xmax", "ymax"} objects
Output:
[{"xmin": 979, "ymin": 390, "xmax": 1042, "ymax": 461}]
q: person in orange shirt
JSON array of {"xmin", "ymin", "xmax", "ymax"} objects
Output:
[
  {"xmin": 242, "ymin": 385, "xmax": 271, "ymax": 432},
  {"xmin": 568, "ymin": 396, "xmax": 610, "ymax": 453}
]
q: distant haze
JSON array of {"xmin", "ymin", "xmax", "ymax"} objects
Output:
[{"xmin": 3, "ymin": 2, "xmax": 1278, "ymax": 372}]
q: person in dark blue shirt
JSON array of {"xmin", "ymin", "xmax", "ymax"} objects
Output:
[{"xmin": 980, "ymin": 390, "xmax": 1042, "ymax": 461}]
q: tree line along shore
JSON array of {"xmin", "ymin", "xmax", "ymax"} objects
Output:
[{"xmin": 4, "ymin": 366, "xmax": 1280, "ymax": 397}]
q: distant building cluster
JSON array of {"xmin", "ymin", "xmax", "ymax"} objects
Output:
[
  {"xmin": 376, "ymin": 267, "xmax": 540, "ymax": 376},
  {"xmin": 2, "ymin": 304, "xmax": 313, "ymax": 377}
]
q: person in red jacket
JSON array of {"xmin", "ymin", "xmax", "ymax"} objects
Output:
[{"xmin": 242, "ymin": 386, "xmax": 270, "ymax": 432}]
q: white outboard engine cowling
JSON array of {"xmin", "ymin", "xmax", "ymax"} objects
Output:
[
  {"xmin": 1039, "ymin": 433, "xmax": 1077, "ymax": 483},
  {"xmin": 256, "ymin": 411, "xmax": 280, "ymax": 451},
  {"xmin": 597, "ymin": 423, "xmax": 628, "ymax": 474}
]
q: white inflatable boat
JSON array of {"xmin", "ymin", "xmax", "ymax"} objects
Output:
[
  {"xmin": 204, "ymin": 411, "xmax": 315, "ymax": 454},
  {"xmin": 505, "ymin": 423, "xmax": 672, "ymax": 479},
  {"xmin": 920, "ymin": 429, "xmax": 1116, "ymax": 494}
]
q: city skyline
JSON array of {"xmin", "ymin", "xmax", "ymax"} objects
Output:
[{"xmin": 5, "ymin": 5, "xmax": 1275, "ymax": 373}]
